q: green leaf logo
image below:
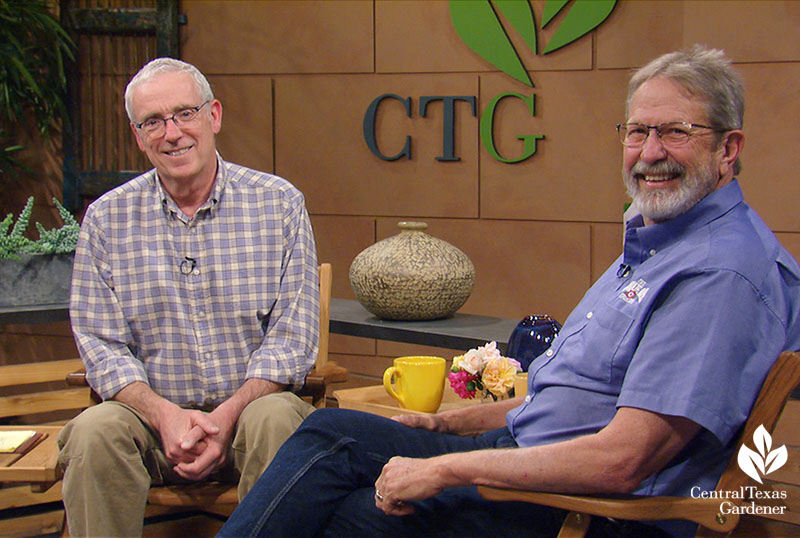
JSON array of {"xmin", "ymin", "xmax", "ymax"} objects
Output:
[{"xmin": 450, "ymin": 0, "xmax": 617, "ymax": 86}]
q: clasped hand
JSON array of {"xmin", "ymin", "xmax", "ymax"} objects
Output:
[{"xmin": 158, "ymin": 405, "xmax": 233, "ymax": 481}]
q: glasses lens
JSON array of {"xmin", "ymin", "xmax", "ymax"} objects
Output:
[
  {"xmin": 657, "ymin": 123, "xmax": 691, "ymax": 146},
  {"xmin": 619, "ymin": 124, "xmax": 647, "ymax": 146},
  {"xmin": 141, "ymin": 119, "xmax": 165, "ymax": 136},
  {"xmin": 139, "ymin": 102, "xmax": 206, "ymax": 136},
  {"xmin": 173, "ymin": 107, "xmax": 200, "ymax": 126}
]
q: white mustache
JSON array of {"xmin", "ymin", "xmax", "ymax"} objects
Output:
[{"xmin": 631, "ymin": 161, "xmax": 685, "ymax": 176}]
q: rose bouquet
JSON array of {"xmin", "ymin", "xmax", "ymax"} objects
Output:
[{"xmin": 448, "ymin": 341, "xmax": 522, "ymax": 401}]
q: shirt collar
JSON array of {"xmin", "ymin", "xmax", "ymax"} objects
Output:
[
  {"xmin": 623, "ymin": 179, "xmax": 744, "ymax": 266},
  {"xmin": 153, "ymin": 153, "xmax": 227, "ymax": 221}
]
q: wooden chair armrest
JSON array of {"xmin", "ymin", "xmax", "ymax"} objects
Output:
[
  {"xmin": 298, "ymin": 361, "xmax": 348, "ymax": 408},
  {"xmin": 66, "ymin": 367, "xmax": 88, "ymax": 386},
  {"xmin": 67, "ymin": 363, "xmax": 348, "ymax": 387},
  {"xmin": 67, "ymin": 363, "xmax": 347, "ymax": 402},
  {"xmin": 477, "ymin": 486, "xmax": 739, "ymax": 533},
  {"xmin": 305, "ymin": 361, "xmax": 348, "ymax": 385}
]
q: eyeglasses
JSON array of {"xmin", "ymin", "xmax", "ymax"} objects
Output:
[
  {"xmin": 135, "ymin": 101, "xmax": 210, "ymax": 137},
  {"xmin": 616, "ymin": 122, "xmax": 725, "ymax": 148}
]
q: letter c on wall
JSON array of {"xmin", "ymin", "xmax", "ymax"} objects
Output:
[{"xmin": 363, "ymin": 94, "xmax": 412, "ymax": 161}]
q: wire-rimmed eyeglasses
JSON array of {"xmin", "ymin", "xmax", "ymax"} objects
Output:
[
  {"xmin": 135, "ymin": 101, "xmax": 210, "ymax": 137},
  {"xmin": 616, "ymin": 122, "xmax": 726, "ymax": 148}
]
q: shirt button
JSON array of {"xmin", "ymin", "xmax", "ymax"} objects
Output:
[
  {"xmin": 192, "ymin": 268, "xmax": 200, "ymax": 275},
  {"xmin": 524, "ymin": 395, "xmax": 532, "ymax": 403},
  {"xmin": 586, "ymin": 312, "xmax": 593, "ymax": 319},
  {"xmin": 545, "ymin": 349, "xmax": 554, "ymax": 357},
  {"xmin": 649, "ymin": 249, "xmax": 657, "ymax": 256},
  {"xmin": 198, "ymin": 311, "xmax": 205, "ymax": 318},
  {"xmin": 205, "ymin": 352, "xmax": 213, "ymax": 360}
]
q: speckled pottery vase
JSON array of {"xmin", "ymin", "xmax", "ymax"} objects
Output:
[{"xmin": 349, "ymin": 222, "xmax": 475, "ymax": 320}]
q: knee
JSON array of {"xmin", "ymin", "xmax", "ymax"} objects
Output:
[
  {"xmin": 59, "ymin": 403, "xmax": 142, "ymax": 461},
  {"xmin": 239, "ymin": 392, "xmax": 313, "ymax": 429},
  {"xmin": 293, "ymin": 408, "xmax": 367, "ymax": 439}
]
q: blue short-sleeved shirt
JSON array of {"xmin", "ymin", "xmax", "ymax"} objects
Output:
[{"xmin": 507, "ymin": 180, "xmax": 800, "ymax": 504}]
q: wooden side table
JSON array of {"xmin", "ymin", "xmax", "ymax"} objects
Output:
[{"xmin": 0, "ymin": 425, "xmax": 63, "ymax": 492}]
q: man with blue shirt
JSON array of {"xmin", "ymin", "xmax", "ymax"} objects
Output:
[{"xmin": 219, "ymin": 46, "xmax": 800, "ymax": 538}]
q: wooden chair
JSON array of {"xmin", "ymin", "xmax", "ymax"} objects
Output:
[
  {"xmin": 478, "ymin": 350, "xmax": 800, "ymax": 538},
  {"xmin": 66, "ymin": 262, "xmax": 346, "ymax": 519},
  {"xmin": 0, "ymin": 358, "xmax": 96, "ymax": 537}
]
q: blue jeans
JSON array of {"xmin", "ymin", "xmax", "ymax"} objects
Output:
[
  {"xmin": 217, "ymin": 408, "xmax": 567, "ymax": 538},
  {"xmin": 218, "ymin": 408, "xmax": 675, "ymax": 538}
]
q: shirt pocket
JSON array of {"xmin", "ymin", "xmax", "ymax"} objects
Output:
[{"xmin": 559, "ymin": 298, "xmax": 637, "ymax": 384}]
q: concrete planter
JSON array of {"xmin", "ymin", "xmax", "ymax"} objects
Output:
[{"xmin": 0, "ymin": 253, "xmax": 74, "ymax": 307}]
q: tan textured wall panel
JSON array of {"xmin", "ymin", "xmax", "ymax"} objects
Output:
[
  {"xmin": 374, "ymin": 218, "xmax": 590, "ymax": 323},
  {"xmin": 182, "ymin": 1, "xmax": 374, "ymax": 74},
  {"xmin": 591, "ymin": 222, "xmax": 624, "ymax": 284},
  {"xmin": 479, "ymin": 70, "xmax": 629, "ymax": 222},
  {"xmin": 683, "ymin": 1, "xmax": 800, "ymax": 63},
  {"xmin": 275, "ymin": 74, "xmax": 479, "ymax": 217},
  {"xmin": 737, "ymin": 63, "xmax": 800, "ymax": 232},
  {"xmin": 209, "ymin": 76, "xmax": 274, "ymax": 174},
  {"xmin": 777, "ymin": 233, "xmax": 800, "ymax": 267},
  {"xmin": 309, "ymin": 215, "xmax": 375, "ymax": 299},
  {"xmin": 376, "ymin": 0, "xmax": 591, "ymax": 74},
  {"xmin": 598, "ymin": 1, "xmax": 800, "ymax": 69},
  {"xmin": 596, "ymin": 0, "xmax": 683, "ymax": 69}
]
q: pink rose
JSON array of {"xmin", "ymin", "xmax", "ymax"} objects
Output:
[{"xmin": 448, "ymin": 370, "xmax": 478, "ymax": 399}]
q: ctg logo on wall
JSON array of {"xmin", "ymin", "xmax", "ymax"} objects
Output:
[
  {"xmin": 363, "ymin": 0, "xmax": 617, "ymax": 163},
  {"xmin": 690, "ymin": 425, "xmax": 789, "ymax": 517}
]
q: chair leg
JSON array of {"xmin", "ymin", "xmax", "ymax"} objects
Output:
[
  {"xmin": 556, "ymin": 511, "xmax": 591, "ymax": 538},
  {"xmin": 60, "ymin": 509, "xmax": 70, "ymax": 538}
]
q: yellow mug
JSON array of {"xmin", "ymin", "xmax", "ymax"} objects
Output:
[
  {"xmin": 383, "ymin": 356, "xmax": 446, "ymax": 413},
  {"xmin": 514, "ymin": 372, "xmax": 528, "ymax": 398}
]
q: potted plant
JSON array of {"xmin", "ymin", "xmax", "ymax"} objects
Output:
[{"xmin": 0, "ymin": 196, "xmax": 78, "ymax": 307}]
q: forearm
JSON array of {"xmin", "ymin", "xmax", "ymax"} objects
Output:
[
  {"xmin": 378, "ymin": 407, "xmax": 701, "ymax": 514},
  {"xmin": 113, "ymin": 381, "xmax": 178, "ymax": 432},
  {"xmin": 211, "ymin": 377, "xmax": 286, "ymax": 431},
  {"xmin": 438, "ymin": 437, "xmax": 631, "ymax": 495},
  {"xmin": 435, "ymin": 407, "xmax": 700, "ymax": 495}
]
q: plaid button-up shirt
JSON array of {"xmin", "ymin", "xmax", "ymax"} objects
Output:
[{"xmin": 70, "ymin": 156, "xmax": 319, "ymax": 407}]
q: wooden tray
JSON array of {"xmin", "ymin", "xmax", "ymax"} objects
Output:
[
  {"xmin": 334, "ymin": 382, "xmax": 482, "ymax": 418},
  {"xmin": 0, "ymin": 431, "xmax": 45, "ymax": 467},
  {"xmin": 0, "ymin": 426, "xmax": 63, "ymax": 484}
]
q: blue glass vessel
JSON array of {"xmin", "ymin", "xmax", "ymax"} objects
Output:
[{"xmin": 505, "ymin": 315, "xmax": 561, "ymax": 371}]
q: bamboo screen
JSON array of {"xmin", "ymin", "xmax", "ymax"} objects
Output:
[{"xmin": 70, "ymin": 0, "xmax": 158, "ymax": 176}]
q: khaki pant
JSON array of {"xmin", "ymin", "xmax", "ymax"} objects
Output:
[{"xmin": 57, "ymin": 392, "xmax": 315, "ymax": 538}]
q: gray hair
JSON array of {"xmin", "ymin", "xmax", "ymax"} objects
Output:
[
  {"xmin": 627, "ymin": 45, "xmax": 744, "ymax": 174},
  {"xmin": 124, "ymin": 58, "xmax": 214, "ymax": 123}
]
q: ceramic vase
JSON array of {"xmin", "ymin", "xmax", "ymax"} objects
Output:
[
  {"xmin": 349, "ymin": 221, "xmax": 475, "ymax": 320},
  {"xmin": 505, "ymin": 315, "xmax": 562, "ymax": 371},
  {"xmin": 0, "ymin": 253, "xmax": 74, "ymax": 307}
]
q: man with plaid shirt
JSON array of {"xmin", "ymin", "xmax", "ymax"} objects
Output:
[{"xmin": 58, "ymin": 58, "xmax": 319, "ymax": 538}]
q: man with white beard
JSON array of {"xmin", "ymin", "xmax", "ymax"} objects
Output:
[{"xmin": 219, "ymin": 46, "xmax": 800, "ymax": 538}]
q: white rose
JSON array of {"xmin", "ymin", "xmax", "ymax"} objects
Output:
[{"xmin": 459, "ymin": 349, "xmax": 485, "ymax": 374}]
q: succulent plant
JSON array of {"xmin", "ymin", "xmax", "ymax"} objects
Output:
[{"xmin": 0, "ymin": 197, "xmax": 79, "ymax": 259}]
